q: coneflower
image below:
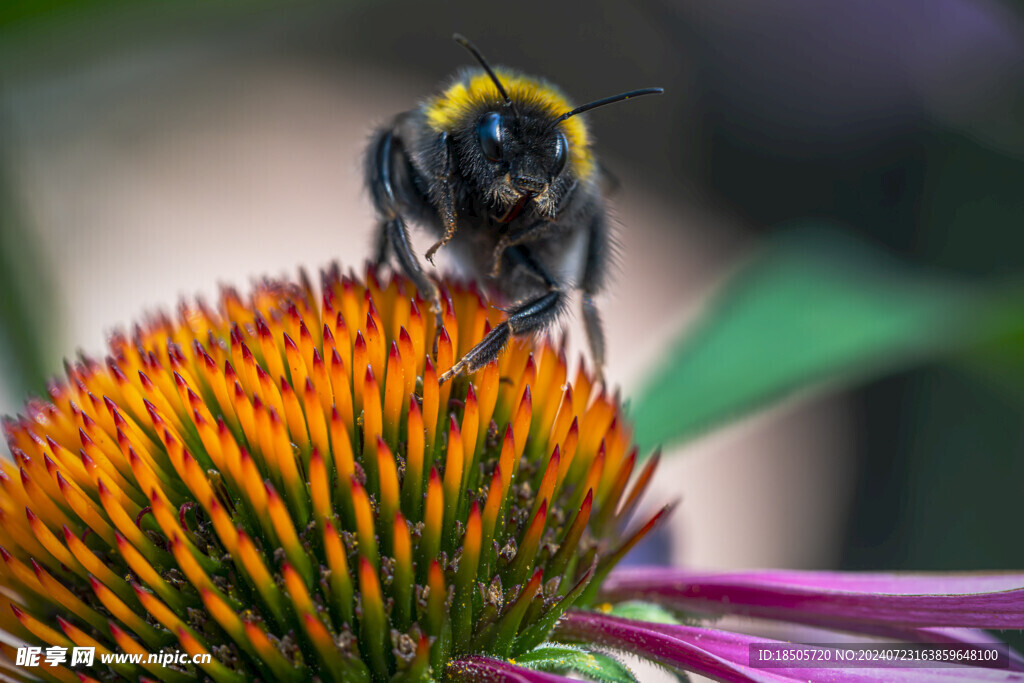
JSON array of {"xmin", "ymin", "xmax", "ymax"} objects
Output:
[
  {"xmin": 0, "ymin": 266, "xmax": 659, "ymax": 682},
  {"xmin": 1, "ymin": 265, "xmax": 1022, "ymax": 683}
]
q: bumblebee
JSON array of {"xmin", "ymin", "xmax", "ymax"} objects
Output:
[{"xmin": 366, "ymin": 34, "xmax": 662, "ymax": 382}]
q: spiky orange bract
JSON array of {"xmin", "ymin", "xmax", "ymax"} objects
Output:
[{"xmin": 0, "ymin": 266, "xmax": 664, "ymax": 682}]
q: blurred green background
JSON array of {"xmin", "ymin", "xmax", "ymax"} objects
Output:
[{"xmin": 1, "ymin": 0, "xmax": 1023, "ymax": 582}]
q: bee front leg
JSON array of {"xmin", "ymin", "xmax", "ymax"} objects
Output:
[
  {"xmin": 440, "ymin": 288, "xmax": 564, "ymax": 383},
  {"xmin": 424, "ymin": 133, "xmax": 458, "ymax": 265},
  {"xmin": 488, "ymin": 219, "xmax": 549, "ymax": 277},
  {"xmin": 489, "ymin": 178, "xmax": 578, "ymax": 276}
]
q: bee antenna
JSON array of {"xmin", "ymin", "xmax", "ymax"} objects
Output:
[
  {"xmin": 554, "ymin": 87, "xmax": 664, "ymax": 123},
  {"xmin": 453, "ymin": 34, "xmax": 518, "ymax": 115}
]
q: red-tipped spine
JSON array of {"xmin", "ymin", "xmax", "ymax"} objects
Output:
[
  {"xmin": 511, "ymin": 386, "xmax": 532, "ymax": 480},
  {"xmin": 505, "ymin": 499, "xmax": 548, "ymax": 586},
  {"xmin": 452, "ymin": 502, "xmax": 482, "ymax": 647},
  {"xmin": 441, "ymin": 415, "xmax": 464, "ymax": 546},
  {"xmin": 402, "ymin": 396, "xmax": 425, "ymax": 518},
  {"xmin": 392, "ymin": 511, "xmax": 413, "ymax": 628},
  {"xmin": 420, "ymin": 468, "xmax": 443, "ymax": 581},
  {"xmin": 351, "ymin": 479, "xmax": 378, "ymax": 570},
  {"xmin": 547, "ymin": 489, "xmax": 594, "ymax": 580},
  {"xmin": 358, "ymin": 557, "xmax": 388, "ymax": 676},
  {"xmin": 425, "ymin": 559, "xmax": 451, "ymax": 669},
  {"xmin": 375, "ymin": 437, "xmax": 400, "ymax": 552},
  {"xmin": 422, "ymin": 358, "xmax": 440, "ymax": 463},
  {"xmin": 491, "ymin": 568, "xmax": 543, "ymax": 657},
  {"xmin": 460, "ymin": 383, "xmax": 480, "ymax": 491},
  {"xmin": 361, "ymin": 366, "xmax": 382, "ymax": 493}
]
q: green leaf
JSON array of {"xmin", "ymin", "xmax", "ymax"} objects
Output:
[
  {"xmin": 602, "ymin": 601, "xmax": 681, "ymax": 625},
  {"xmin": 515, "ymin": 643, "xmax": 637, "ymax": 683},
  {"xmin": 631, "ymin": 227, "xmax": 1023, "ymax": 451}
]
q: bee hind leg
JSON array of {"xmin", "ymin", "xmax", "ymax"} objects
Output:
[
  {"xmin": 580, "ymin": 294, "xmax": 606, "ymax": 384},
  {"xmin": 372, "ymin": 221, "xmax": 389, "ymax": 267},
  {"xmin": 367, "ymin": 128, "xmax": 443, "ymax": 325},
  {"xmin": 580, "ymin": 215, "xmax": 609, "ymax": 384},
  {"xmin": 385, "ymin": 217, "xmax": 442, "ymax": 325}
]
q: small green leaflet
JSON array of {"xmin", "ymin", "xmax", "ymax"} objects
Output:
[
  {"xmin": 604, "ymin": 601, "xmax": 681, "ymax": 625},
  {"xmin": 597, "ymin": 605, "xmax": 692, "ymax": 682},
  {"xmin": 515, "ymin": 643, "xmax": 637, "ymax": 683}
]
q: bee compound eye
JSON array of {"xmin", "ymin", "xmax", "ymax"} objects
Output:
[
  {"xmin": 553, "ymin": 131, "xmax": 569, "ymax": 175},
  {"xmin": 477, "ymin": 112, "xmax": 504, "ymax": 162}
]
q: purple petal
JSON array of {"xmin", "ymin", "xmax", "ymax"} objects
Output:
[
  {"xmin": 447, "ymin": 655, "xmax": 580, "ymax": 682},
  {"xmin": 558, "ymin": 611, "xmax": 786, "ymax": 683},
  {"xmin": 557, "ymin": 611, "xmax": 1024, "ymax": 682},
  {"xmin": 861, "ymin": 627, "xmax": 1024, "ymax": 671},
  {"xmin": 600, "ymin": 568, "xmax": 1024, "ymax": 629}
]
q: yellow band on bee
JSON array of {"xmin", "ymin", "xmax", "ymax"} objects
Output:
[{"xmin": 425, "ymin": 69, "xmax": 594, "ymax": 180}]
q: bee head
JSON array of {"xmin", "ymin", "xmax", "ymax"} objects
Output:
[
  {"xmin": 465, "ymin": 106, "xmax": 569, "ymax": 214},
  {"xmin": 430, "ymin": 35, "xmax": 663, "ymax": 220}
]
